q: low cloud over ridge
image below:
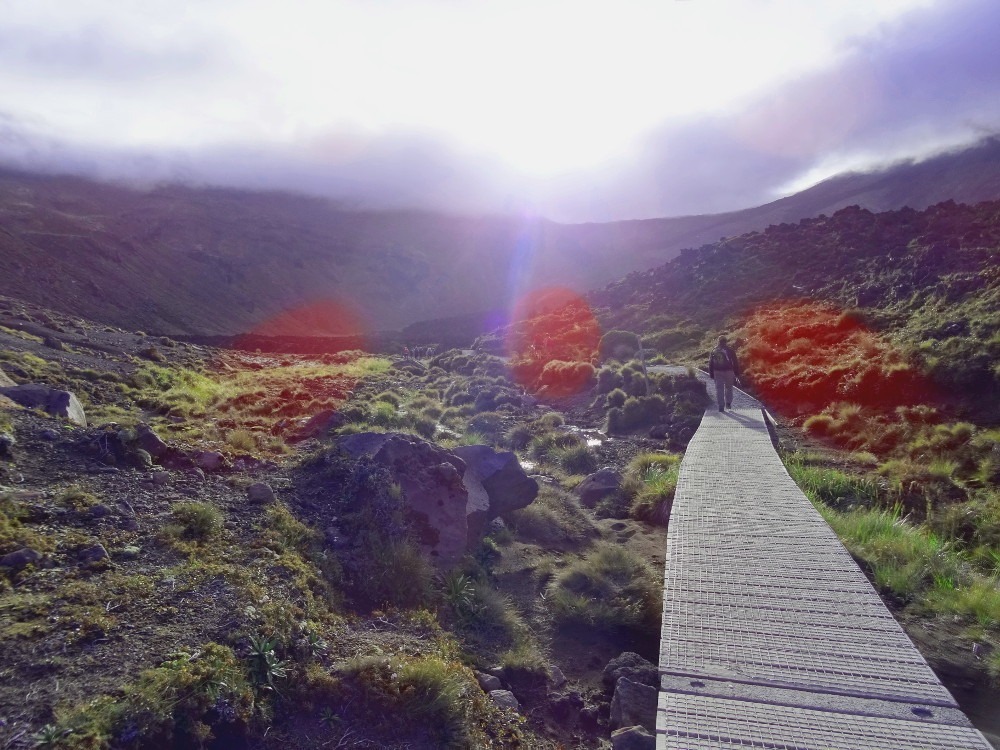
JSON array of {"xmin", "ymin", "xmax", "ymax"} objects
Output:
[{"xmin": 1, "ymin": 0, "xmax": 998, "ymax": 222}]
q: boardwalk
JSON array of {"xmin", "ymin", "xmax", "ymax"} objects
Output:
[{"xmin": 654, "ymin": 374, "xmax": 991, "ymax": 749}]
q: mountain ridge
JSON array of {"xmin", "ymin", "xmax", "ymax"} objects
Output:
[{"xmin": 2, "ymin": 136, "xmax": 1000, "ymax": 339}]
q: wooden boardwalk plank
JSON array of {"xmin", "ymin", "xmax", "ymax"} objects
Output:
[{"xmin": 654, "ymin": 375, "xmax": 992, "ymax": 749}]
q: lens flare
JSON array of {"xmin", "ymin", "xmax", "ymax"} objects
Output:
[{"xmin": 505, "ymin": 286, "xmax": 601, "ymax": 397}]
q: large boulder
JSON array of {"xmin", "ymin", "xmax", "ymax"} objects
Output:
[
  {"xmin": 338, "ymin": 432, "xmax": 469, "ymax": 567},
  {"xmin": 576, "ymin": 467, "xmax": 623, "ymax": 508},
  {"xmin": 610, "ymin": 677, "xmax": 658, "ymax": 732},
  {"xmin": 452, "ymin": 444, "xmax": 538, "ymax": 538},
  {"xmin": 0, "ymin": 384, "xmax": 87, "ymax": 426},
  {"xmin": 134, "ymin": 422, "xmax": 169, "ymax": 460}
]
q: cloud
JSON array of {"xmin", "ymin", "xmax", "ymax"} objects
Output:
[{"xmin": 0, "ymin": 0, "xmax": 998, "ymax": 222}]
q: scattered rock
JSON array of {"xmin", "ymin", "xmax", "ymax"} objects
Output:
[
  {"xmin": 611, "ymin": 725, "xmax": 656, "ymax": 750},
  {"xmin": 290, "ymin": 409, "xmax": 346, "ymax": 442},
  {"xmin": 39, "ymin": 428, "xmax": 60, "ymax": 440},
  {"xmin": 476, "ymin": 671, "xmax": 502, "ymax": 692},
  {"xmin": 247, "ymin": 482, "xmax": 275, "ymax": 504},
  {"xmin": 0, "ymin": 384, "xmax": 87, "ymax": 426},
  {"xmin": 85, "ymin": 504, "xmax": 114, "ymax": 521},
  {"xmin": 0, "ymin": 432, "xmax": 14, "ymax": 458},
  {"xmin": 579, "ymin": 704, "xmax": 603, "ymax": 731},
  {"xmin": 610, "ymin": 677, "xmax": 657, "ymax": 731},
  {"xmin": 549, "ymin": 690, "xmax": 584, "ymax": 724},
  {"xmin": 77, "ymin": 543, "xmax": 110, "ymax": 564},
  {"xmin": 151, "ymin": 471, "xmax": 170, "ymax": 486},
  {"xmin": 547, "ymin": 664, "xmax": 568, "ymax": 689},
  {"xmin": 0, "ymin": 547, "xmax": 42, "ymax": 570},
  {"xmin": 43, "ymin": 335, "xmax": 64, "ymax": 351},
  {"xmin": 603, "ymin": 652, "xmax": 659, "ymax": 690},
  {"xmin": 576, "ymin": 467, "xmax": 623, "ymax": 508},
  {"xmin": 488, "ymin": 689, "xmax": 520, "ymax": 711},
  {"xmin": 194, "ymin": 451, "xmax": 226, "ymax": 472}
]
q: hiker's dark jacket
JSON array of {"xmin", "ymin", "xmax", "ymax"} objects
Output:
[{"xmin": 708, "ymin": 344, "xmax": 741, "ymax": 379}]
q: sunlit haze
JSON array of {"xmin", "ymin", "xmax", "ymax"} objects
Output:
[{"xmin": 2, "ymin": 0, "xmax": 998, "ymax": 220}]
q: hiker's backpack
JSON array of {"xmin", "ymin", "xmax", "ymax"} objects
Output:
[{"xmin": 710, "ymin": 348, "xmax": 731, "ymax": 370}]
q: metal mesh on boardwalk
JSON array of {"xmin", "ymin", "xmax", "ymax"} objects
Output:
[{"xmin": 655, "ymin": 377, "xmax": 992, "ymax": 749}]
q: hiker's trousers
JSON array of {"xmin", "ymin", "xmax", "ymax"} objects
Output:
[{"xmin": 714, "ymin": 370, "xmax": 735, "ymax": 409}]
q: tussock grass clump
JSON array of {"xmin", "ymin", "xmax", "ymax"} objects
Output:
[
  {"xmin": 623, "ymin": 453, "xmax": 681, "ymax": 524},
  {"xmin": 51, "ymin": 642, "xmax": 256, "ymax": 749},
  {"xmin": 546, "ymin": 542, "xmax": 660, "ymax": 633},
  {"xmin": 553, "ymin": 443, "xmax": 597, "ymax": 475},
  {"xmin": 166, "ymin": 501, "xmax": 222, "ymax": 541},
  {"xmin": 338, "ymin": 654, "xmax": 502, "ymax": 748},
  {"xmin": 507, "ymin": 485, "xmax": 597, "ymax": 544}
]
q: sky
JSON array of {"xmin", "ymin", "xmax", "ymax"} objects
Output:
[{"xmin": 1, "ymin": 0, "xmax": 999, "ymax": 222}]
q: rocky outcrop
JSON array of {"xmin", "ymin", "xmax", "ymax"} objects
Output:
[
  {"xmin": 337, "ymin": 434, "xmax": 539, "ymax": 565},
  {"xmin": 576, "ymin": 467, "xmax": 623, "ymax": 508},
  {"xmin": 0, "ymin": 367, "xmax": 15, "ymax": 387},
  {"xmin": 0, "ymin": 384, "xmax": 87, "ymax": 426},
  {"xmin": 603, "ymin": 652, "xmax": 659, "ymax": 690},
  {"xmin": 610, "ymin": 677, "xmax": 657, "ymax": 732},
  {"xmin": 338, "ymin": 432, "xmax": 469, "ymax": 567},
  {"xmin": 453, "ymin": 444, "xmax": 538, "ymax": 538},
  {"xmin": 611, "ymin": 726, "xmax": 655, "ymax": 750}
]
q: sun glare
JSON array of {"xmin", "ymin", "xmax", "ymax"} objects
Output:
[{"xmin": 2, "ymin": 0, "xmax": 936, "ymax": 177}]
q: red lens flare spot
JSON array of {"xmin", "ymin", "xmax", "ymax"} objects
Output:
[
  {"xmin": 740, "ymin": 301, "xmax": 932, "ymax": 415},
  {"xmin": 505, "ymin": 286, "xmax": 601, "ymax": 397}
]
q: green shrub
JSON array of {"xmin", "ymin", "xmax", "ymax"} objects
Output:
[
  {"xmin": 599, "ymin": 330, "xmax": 639, "ymax": 361},
  {"xmin": 376, "ymin": 391, "xmax": 401, "ymax": 406},
  {"xmin": 596, "ymin": 367, "xmax": 624, "ymax": 394},
  {"xmin": 226, "ymin": 428, "xmax": 259, "ymax": 453},
  {"xmin": 504, "ymin": 424, "xmax": 532, "ymax": 450},
  {"xmin": 412, "ymin": 416, "xmax": 437, "ymax": 439},
  {"xmin": 606, "ymin": 388, "xmax": 627, "ymax": 408},
  {"xmin": 533, "ymin": 412, "xmax": 565, "ymax": 430}
]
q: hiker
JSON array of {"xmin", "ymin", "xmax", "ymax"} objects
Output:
[{"xmin": 708, "ymin": 335, "xmax": 741, "ymax": 412}]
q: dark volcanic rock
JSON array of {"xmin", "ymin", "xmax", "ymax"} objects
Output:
[
  {"xmin": 452, "ymin": 444, "xmax": 538, "ymax": 539},
  {"xmin": 0, "ymin": 547, "xmax": 42, "ymax": 570},
  {"xmin": 610, "ymin": 677, "xmax": 657, "ymax": 732},
  {"xmin": 577, "ymin": 467, "xmax": 623, "ymax": 509},
  {"xmin": 0, "ymin": 384, "xmax": 87, "ymax": 426},
  {"xmin": 611, "ymin": 725, "xmax": 656, "ymax": 750},
  {"xmin": 134, "ymin": 423, "xmax": 169, "ymax": 460},
  {"xmin": 602, "ymin": 652, "xmax": 659, "ymax": 690},
  {"xmin": 338, "ymin": 432, "xmax": 469, "ymax": 567}
]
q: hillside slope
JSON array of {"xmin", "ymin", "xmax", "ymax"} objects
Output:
[
  {"xmin": 592, "ymin": 198, "xmax": 1000, "ymax": 417},
  {"xmin": 3, "ymin": 138, "xmax": 1000, "ymax": 339}
]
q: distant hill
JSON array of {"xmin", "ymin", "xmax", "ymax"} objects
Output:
[
  {"xmin": 2, "ymin": 137, "xmax": 1000, "ymax": 337},
  {"xmin": 588, "ymin": 199, "xmax": 1000, "ymax": 418}
]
